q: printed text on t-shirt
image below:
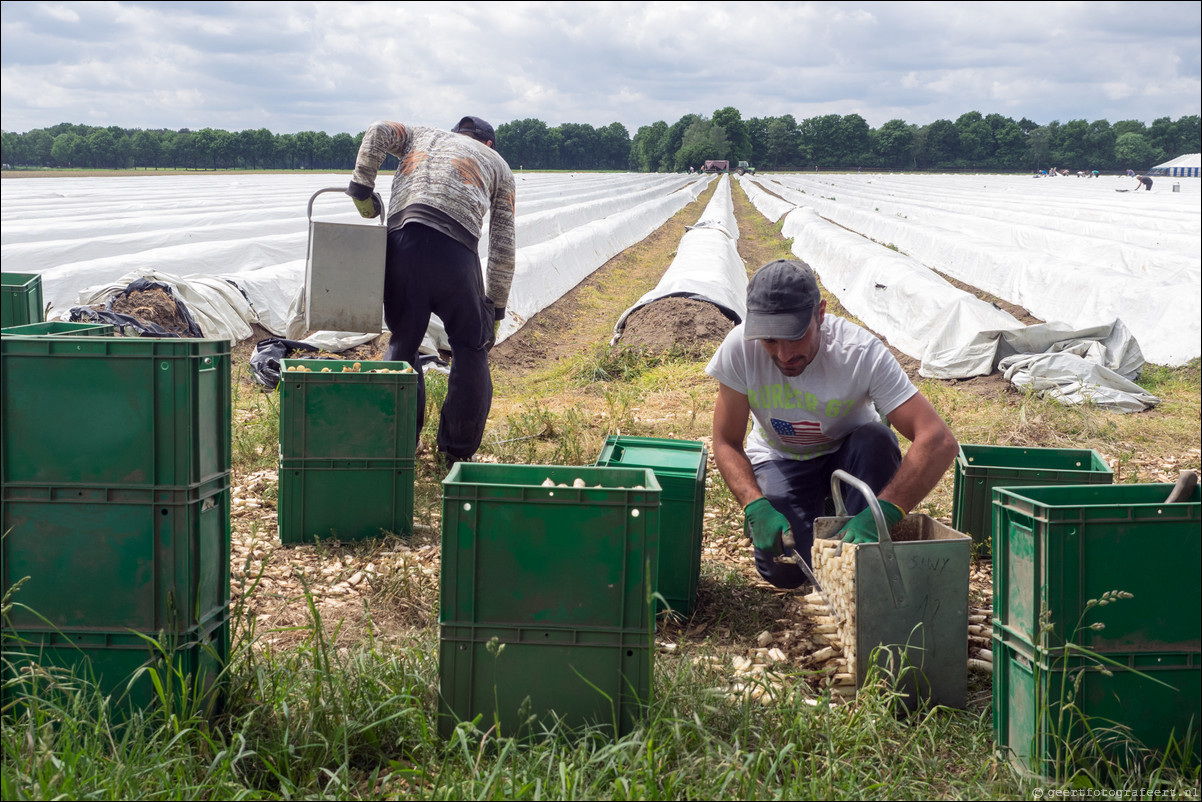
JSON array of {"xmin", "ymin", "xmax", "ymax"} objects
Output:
[{"xmin": 747, "ymin": 383, "xmax": 859, "ymax": 418}]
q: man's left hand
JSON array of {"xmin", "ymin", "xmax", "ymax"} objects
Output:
[{"xmin": 839, "ymin": 500, "xmax": 905, "ymax": 545}]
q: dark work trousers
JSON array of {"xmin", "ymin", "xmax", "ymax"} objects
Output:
[
  {"xmin": 751, "ymin": 422, "xmax": 902, "ymax": 588},
  {"xmin": 383, "ymin": 223, "xmax": 493, "ymax": 460}
]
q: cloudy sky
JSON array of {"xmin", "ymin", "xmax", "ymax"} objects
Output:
[{"xmin": 2, "ymin": 1, "xmax": 1199, "ymax": 136}]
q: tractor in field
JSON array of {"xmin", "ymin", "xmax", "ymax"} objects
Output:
[{"xmin": 735, "ymin": 160, "xmax": 755, "ymax": 175}]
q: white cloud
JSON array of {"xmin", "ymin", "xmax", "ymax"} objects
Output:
[
  {"xmin": 1, "ymin": 0, "xmax": 1198, "ymax": 134},
  {"xmin": 40, "ymin": 4, "xmax": 81, "ymax": 24}
]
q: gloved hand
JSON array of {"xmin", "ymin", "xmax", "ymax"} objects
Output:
[
  {"xmin": 346, "ymin": 181, "xmax": 380, "ymax": 219},
  {"xmin": 840, "ymin": 501, "xmax": 905, "ymax": 545},
  {"xmin": 744, "ymin": 497, "xmax": 791, "ymax": 555},
  {"xmin": 485, "ymin": 303, "xmax": 504, "ymax": 351}
]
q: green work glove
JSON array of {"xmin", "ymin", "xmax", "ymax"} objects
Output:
[
  {"xmin": 346, "ymin": 181, "xmax": 380, "ymax": 219},
  {"xmin": 744, "ymin": 497, "xmax": 791, "ymax": 554},
  {"xmin": 840, "ymin": 501, "xmax": 905, "ymax": 545}
]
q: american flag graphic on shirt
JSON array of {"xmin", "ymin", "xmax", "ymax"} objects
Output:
[{"xmin": 770, "ymin": 418, "xmax": 830, "ymax": 446}]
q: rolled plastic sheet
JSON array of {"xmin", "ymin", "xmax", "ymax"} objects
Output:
[{"xmin": 612, "ymin": 175, "xmax": 747, "ymax": 342}]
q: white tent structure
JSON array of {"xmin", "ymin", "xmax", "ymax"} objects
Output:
[{"xmin": 1150, "ymin": 153, "xmax": 1200, "ymax": 177}]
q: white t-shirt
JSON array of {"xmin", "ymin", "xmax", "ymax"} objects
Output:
[{"xmin": 706, "ymin": 316, "xmax": 917, "ymax": 464}]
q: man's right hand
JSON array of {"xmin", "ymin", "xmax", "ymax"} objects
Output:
[
  {"xmin": 744, "ymin": 497, "xmax": 791, "ymax": 554},
  {"xmin": 346, "ymin": 181, "xmax": 380, "ymax": 219}
]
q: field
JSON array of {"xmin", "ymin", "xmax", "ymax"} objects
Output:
[{"xmin": 3, "ymin": 176, "xmax": 1200, "ymax": 799}]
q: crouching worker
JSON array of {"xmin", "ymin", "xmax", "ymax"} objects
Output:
[{"xmin": 706, "ymin": 260, "xmax": 958, "ymax": 588}]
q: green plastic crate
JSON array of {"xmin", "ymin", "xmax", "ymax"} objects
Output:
[
  {"xmin": 1, "ymin": 321, "xmax": 114, "ymax": 337},
  {"xmin": 992, "ymin": 627, "xmax": 1200, "ymax": 775},
  {"xmin": 2, "ymin": 609, "xmax": 229, "ymax": 716},
  {"xmin": 439, "ymin": 623, "xmax": 650, "ymax": 739},
  {"xmin": 278, "ymin": 358, "xmax": 418, "ymax": 461},
  {"xmin": 993, "ymin": 482, "xmax": 1201, "ymax": 654},
  {"xmin": 277, "ymin": 457, "xmax": 414, "ymax": 544},
  {"xmin": 0, "ymin": 336, "xmax": 230, "ymax": 488},
  {"xmin": 953, "ymin": 445, "xmax": 1112, "ymax": 547},
  {"xmin": 595, "ymin": 435, "xmax": 707, "ymax": 616},
  {"xmin": 1, "ymin": 273, "xmax": 43, "ymax": 328},
  {"xmin": 1, "ymin": 477, "xmax": 231, "ymax": 633},
  {"xmin": 440, "ymin": 463, "xmax": 661, "ymax": 631}
]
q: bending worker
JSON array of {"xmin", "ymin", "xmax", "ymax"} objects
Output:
[
  {"xmin": 706, "ymin": 260, "xmax": 959, "ymax": 588},
  {"xmin": 347, "ymin": 116, "xmax": 516, "ymax": 470}
]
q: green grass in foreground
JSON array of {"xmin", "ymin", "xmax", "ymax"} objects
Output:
[
  {"xmin": 4, "ymin": 358, "xmax": 1200, "ymax": 800},
  {"xmin": 4, "ymin": 598, "xmax": 1196, "ymax": 800}
]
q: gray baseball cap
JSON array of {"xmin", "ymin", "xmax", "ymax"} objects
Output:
[{"xmin": 743, "ymin": 260, "xmax": 822, "ymax": 340}]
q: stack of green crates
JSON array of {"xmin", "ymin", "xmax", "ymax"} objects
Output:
[
  {"xmin": 0, "ymin": 272, "xmax": 43, "ymax": 328},
  {"xmin": 276, "ymin": 358, "xmax": 418, "ymax": 544},
  {"xmin": 0, "ymin": 335, "xmax": 232, "ymax": 712},
  {"xmin": 953, "ymin": 444, "xmax": 1112, "ymax": 547},
  {"xmin": 438, "ymin": 463, "xmax": 661, "ymax": 738},
  {"xmin": 595, "ymin": 435, "xmax": 707, "ymax": 616},
  {"xmin": 990, "ymin": 482, "xmax": 1201, "ymax": 774}
]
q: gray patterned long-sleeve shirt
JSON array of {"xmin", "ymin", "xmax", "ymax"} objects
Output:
[{"xmin": 350, "ymin": 121, "xmax": 517, "ymax": 310}]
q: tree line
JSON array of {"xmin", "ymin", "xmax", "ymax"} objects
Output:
[
  {"xmin": 3, "ymin": 110, "xmax": 1198, "ymax": 173},
  {"xmin": 626, "ymin": 107, "xmax": 1199, "ymax": 172}
]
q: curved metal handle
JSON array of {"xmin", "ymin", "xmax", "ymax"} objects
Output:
[
  {"xmin": 830, "ymin": 468, "xmax": 906, "ymax": 607},
  {"xmin": 307, "ymin": 187, "xmax": 386, "ymax": 226},
  {"xmin": 830, "ymin": 469, "xmax": 894, "ymax": 543}
]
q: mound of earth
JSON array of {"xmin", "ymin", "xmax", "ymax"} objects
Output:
[
  {"xmin": 109, "ymin": 286, "xmax": 193, "ymax": 334},
  {"xmin": 618, "ymin": 296, "xmax": 735, "ymax": 354}
]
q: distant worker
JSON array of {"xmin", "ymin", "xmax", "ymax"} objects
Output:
[
  {"xmin": 1134, "ymin": 174, "xmax": 1153, "ymax": 191},
  {"xmin": 707, "ymin": 260, "xmax": 959, "ymax": 588},
  {"xmin": 346, "ymin": 116, "xmax": 516, "ymax": 471}
]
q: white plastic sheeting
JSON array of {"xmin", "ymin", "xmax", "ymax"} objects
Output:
[
  {"xmin": 778, "ymin": 206, "xmax": 1020, "ymax": 363},
  {"xmin": 750, "ymin": 173, "xmax": 1200, "ymax": 366},
  {"xmin": 1000, "ymin": 351, "xmax": 1160, "ymax": 412},
  {"xmin": 1, "ymin": 172, "xmax": 709, "ymax": 347},
  {"xmin": 74, "ymin": 269, "xmax": 256, "ymax": 342},
  {"xmin": 497, "ymin": 177, "xmax": 710, "ymax": 341},
  {"xmin": 70, "ymin": 266, "xmax": 377, "ymax": 352},
  {"xmin": 738, "ymin": 176, "xmax": 795, "ymax": 224},
  {"xmin": 761, "ymin": 189, "xmax": 1159, "ymax": 411},
  {"xmin": 611, "ymin": 175, "xmax": 747, "ymax": 342},
  {"xmin": 515, "ymin": 175, "xmax": 696, "ymax": 246}
]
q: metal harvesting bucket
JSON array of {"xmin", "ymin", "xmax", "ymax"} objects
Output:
[
  {"xmin": 813, "ymin": 470, "xmax": 971, "ymax": 709},
  {"xmin": 304, "ymin": 187, "xmax": 387, "ymax": 334}
]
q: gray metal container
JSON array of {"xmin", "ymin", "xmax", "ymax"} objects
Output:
[
  {"xmin": 814, "ymin": 470, "xmax": 971, "ymax": 709},
  {"xmin": 304, "ymin": 187, "xmax": 387, "ymax": 334}
]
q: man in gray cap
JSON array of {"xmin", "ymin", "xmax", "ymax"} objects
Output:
[
  {"xmin": 347, "ymin": 116, "xmax": 516, "ymax": 471},
  {"xmin": 706, "ymin": 260, "xmax": 958, "ymax": 588}
]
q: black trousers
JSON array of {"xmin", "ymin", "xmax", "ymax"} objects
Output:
[
  {"xmin": 383, "ymin": 224, "xmax": 493, "ymax": 459},
  {"xmin": 751, "ymin": 422, "xmax": 903, "ymax": 589}
]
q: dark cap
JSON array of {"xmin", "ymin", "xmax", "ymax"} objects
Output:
[
  {"xmin": 743, "ymin": 260, "xmax": 822, "ymax": 340},
  {"xmin": 451, "ymin": 115, "xmax": 495, "ymax": 146}
]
